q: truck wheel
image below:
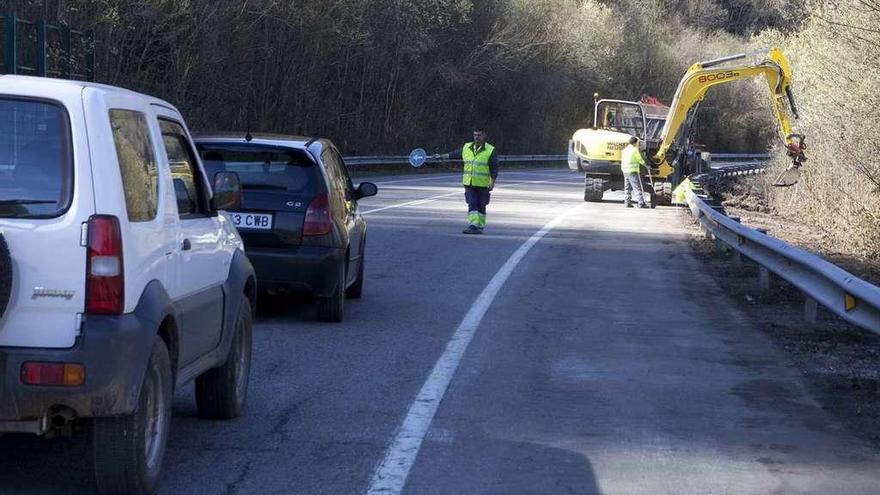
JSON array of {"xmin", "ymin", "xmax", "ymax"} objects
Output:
[
  {"xmin": 317, "ymin": 261, "xmax": 345, "ymax": 322},
  {"xmin": 583, "ymin": 177, "xmax": 606, "ymax": 202},
  {"xmin": 94, "ymin": 337, "xmax": 172, "ymax": 495},
  {"xmin": 195, "ymin": 297, "xmax": 253, "ymax": 419},
  {"xmin": 345, "ymin": 247, "xmax": 365, "ymax": 299},
  {"xmin": 0, "ymin": 233, "xmax": 11, "ymax": 319}
]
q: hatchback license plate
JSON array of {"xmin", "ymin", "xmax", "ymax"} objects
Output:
[{"xmin": 230, "ymin": 212, "xmax": 273, "ymax": 230}]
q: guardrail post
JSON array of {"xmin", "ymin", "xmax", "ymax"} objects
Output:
[
  {"xmin": 714, "ymin": 234, "xmax": 725, "ymax": 253},
  {"xmin": 729, "ymin": 216, "xmax": 742, "ymax": 266},
  {"xmin": 700, "ymin": 221, "xmax": 712, "ymax": 241},
  {"xmin": 804, "ymin": 296, "xmax": 818, "ymax": 324},
  {"xmin": 758, "ymin": 266, "xmax": 771, "ymax": 292},
  {"xmin": 754, "ymin": 228, "xmax": 771, "ymax": 291}
]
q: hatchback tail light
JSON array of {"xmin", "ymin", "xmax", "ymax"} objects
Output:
[
  {"xmin": 303, "ymin": 193, "xmax": 332, "ymax": 236},
  {"xmin": 86, "ymin": 215, "xmax": 124, "ymax": 314}
]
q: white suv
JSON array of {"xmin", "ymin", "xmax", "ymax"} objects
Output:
[{"xmin": 0, "ymin": 76, "xmax": 256, "ymax": 494}]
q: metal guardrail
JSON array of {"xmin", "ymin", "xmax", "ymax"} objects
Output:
[
  {"xmin": 684, "ymin": 185, "xmax": 880, "ymax": 334},
  {"xmin": 699, "ymin": 162, "xmax": 767, "ymax": 187},
  {"xmin": 344, "ymin": 154, "xmax": 567, "ymax": 166},
  {"xmin": 345, "ymin": 152, "xmax": 770, "ymax": 167},
  {"xmin": 709, "ymin": 153, "xmax": 771, "ymax": 161}
]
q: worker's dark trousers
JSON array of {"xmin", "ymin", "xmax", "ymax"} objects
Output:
[
  {"xmin": 623, "ymin": 172, "xmax": 646, "ymax": 206},
  {"xmin": 464, "ymin": 185, "xmax": 490, "ymax": 228}
]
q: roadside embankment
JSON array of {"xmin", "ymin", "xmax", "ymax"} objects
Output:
[{"xmin": 713, "ymin": 175, "xmax": 880, "ymax": 287}]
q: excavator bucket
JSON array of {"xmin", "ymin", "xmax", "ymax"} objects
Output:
[
  {"xmin": 772, "ymin": 164, "xmax": 801, "ymax": 187},
  {"xmin": 773, "ymin": 134, "xmax": 807, "ymax": 187}
]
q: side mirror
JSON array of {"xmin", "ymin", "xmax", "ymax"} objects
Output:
[
  {"xmin": 356, "ymin": 182, "xmax": 378, "ymax": 199},
  {"xmin": 212, "ymin": 171, "xmax": 242, "ymax": 211}
]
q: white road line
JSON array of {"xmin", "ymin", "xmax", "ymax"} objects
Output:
[
  {"xmin": 361, "ymin": 177, "xmax": 579, "ymax": 216},
  {"xmin": 366, "ymin": 169, "xmax": 571, "ymax": 186},
  {"xmin": 365, "ymin": 202, "xmax": 584, "ymax": 495},
  {"xmin": 367, "ymin": 174, "xmax": 460, "ymax": 186},
  {"xmin": 361, "ymin": 191, "xmax": 461, "ymax": 215}
]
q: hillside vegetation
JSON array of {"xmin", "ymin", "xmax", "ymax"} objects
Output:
[
  {"xmin": 4, "ymin": 0, "xmax": 877, "ymax": 258},
  {"xmin": 756, "ymin": 0, "xmax": 879, "ymax": 259}
]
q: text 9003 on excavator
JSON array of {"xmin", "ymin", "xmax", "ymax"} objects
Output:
[{"xmin": 567, "ymin": 47, "xmax": 807, "ymax": 205}]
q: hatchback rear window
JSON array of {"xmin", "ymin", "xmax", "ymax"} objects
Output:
[
  {"xmin": 196, "ymin": 144, "xmax": 319, "ymax": 194},
  {"xmin": 0, "ymin": 98, "xmax": 72, "ymax": 218}
]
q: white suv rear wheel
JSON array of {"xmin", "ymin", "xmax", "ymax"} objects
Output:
[{"xmin": 93, "ymin": 337, "xmax": 172, "ymax": 495}]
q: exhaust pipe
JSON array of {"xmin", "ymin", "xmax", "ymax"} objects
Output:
[{"xmin": 45, "ymin": 406, "xmax": 77, "ymax": 437}]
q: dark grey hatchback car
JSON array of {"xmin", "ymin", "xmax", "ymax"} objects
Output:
[{"xmin": 194, "ymin": 134, "xmax": 377, "ymax": 322}]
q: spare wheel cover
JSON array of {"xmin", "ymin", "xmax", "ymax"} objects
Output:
[{"xmin": 0, "ymin": 233, "xmax": 12, "ymax": 318}]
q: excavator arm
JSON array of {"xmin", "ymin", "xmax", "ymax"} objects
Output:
[{"xmin": 652, "ymin": 47, "xmax": 806, "ymax": 185}]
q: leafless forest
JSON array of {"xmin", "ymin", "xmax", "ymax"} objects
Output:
[{"xmin": 3, "ymin": 0, "xmax": 877, "ymax": 258}]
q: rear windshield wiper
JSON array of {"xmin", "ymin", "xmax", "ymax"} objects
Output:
[{"xmin": 0, "ymin": 199, "xmax": 57, "ymax": 205}]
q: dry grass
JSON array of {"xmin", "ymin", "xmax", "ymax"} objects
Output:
[{"xmin": 754, "ymin": 1, "xmax": 880, "ymax": 261}]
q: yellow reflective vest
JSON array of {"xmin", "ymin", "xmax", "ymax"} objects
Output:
[
  {"xmin": 620, "ymin": 144, "xmax": 644, "ymax": 174},
  {"xmin": 462, "ymin": 142, "xmax": 494, "ymax": 187}
]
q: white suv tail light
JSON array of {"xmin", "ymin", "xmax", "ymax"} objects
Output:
[{"xmin": 85, "ymin": 215, "xmax": 124, "ymax": 314}]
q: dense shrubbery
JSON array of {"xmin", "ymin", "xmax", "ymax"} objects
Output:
[{"xmin": 758, "ymin": 0, "xmax": 880, "ymax": 259}]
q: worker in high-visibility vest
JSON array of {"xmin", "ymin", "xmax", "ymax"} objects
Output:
[
  {"xmin": 621, "ymin": 136, "xmax": 649, "ymax": 209},
  {"xmin": 433, "ymin": 127, "xmax": 499, "ymax": 234}
]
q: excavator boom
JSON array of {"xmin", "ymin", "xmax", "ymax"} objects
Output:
[{"xmin": 653, "ymin": 47, "xmax": 806, "ymax": 184}]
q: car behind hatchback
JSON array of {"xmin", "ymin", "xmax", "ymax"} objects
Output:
[{"xmin": 194, "ymin": 134, "xmax": 377, "ymax": 322}]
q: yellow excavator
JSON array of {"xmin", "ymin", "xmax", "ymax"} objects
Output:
[{"xmin": 568, "ymin": 47, "xmax": 807, "ymax": 205}]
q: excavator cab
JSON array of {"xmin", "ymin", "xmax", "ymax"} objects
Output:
[
  {"xmin": 594, "ymin": 99, "xmax": 668, "ymax": 156},
  {"xmin": 595, "ymin": 100, "xmax": 646, "ymax": 139}
]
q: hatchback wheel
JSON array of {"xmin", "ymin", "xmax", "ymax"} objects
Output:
[
  {"xmin": 93, "ymin": 337, "xmax": 172, "ymax": 495},
  {"xmin": 346, "ymin": 247, "xmax": 365, "ymax": 299},
  {"xmin": 316, "ymin": 260, "xmax": 345, "ymax": 322}
]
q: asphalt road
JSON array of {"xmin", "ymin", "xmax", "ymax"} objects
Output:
[{"xmin": 2, "ymin": 168, "xmax": 880, "ymax": 494}]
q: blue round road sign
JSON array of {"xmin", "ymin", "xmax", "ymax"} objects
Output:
[{"xmin": 409, "ymin": 148, "xmax": 427, "ymax": 168}]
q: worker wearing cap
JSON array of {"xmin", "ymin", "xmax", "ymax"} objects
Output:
[
  {"xmin": 621, "ymin": 136, "xmax": 649, "ymax": 208},
  {"xmin": 432, "ymin": 127, "xmax": 499, "ymax": 234}
]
